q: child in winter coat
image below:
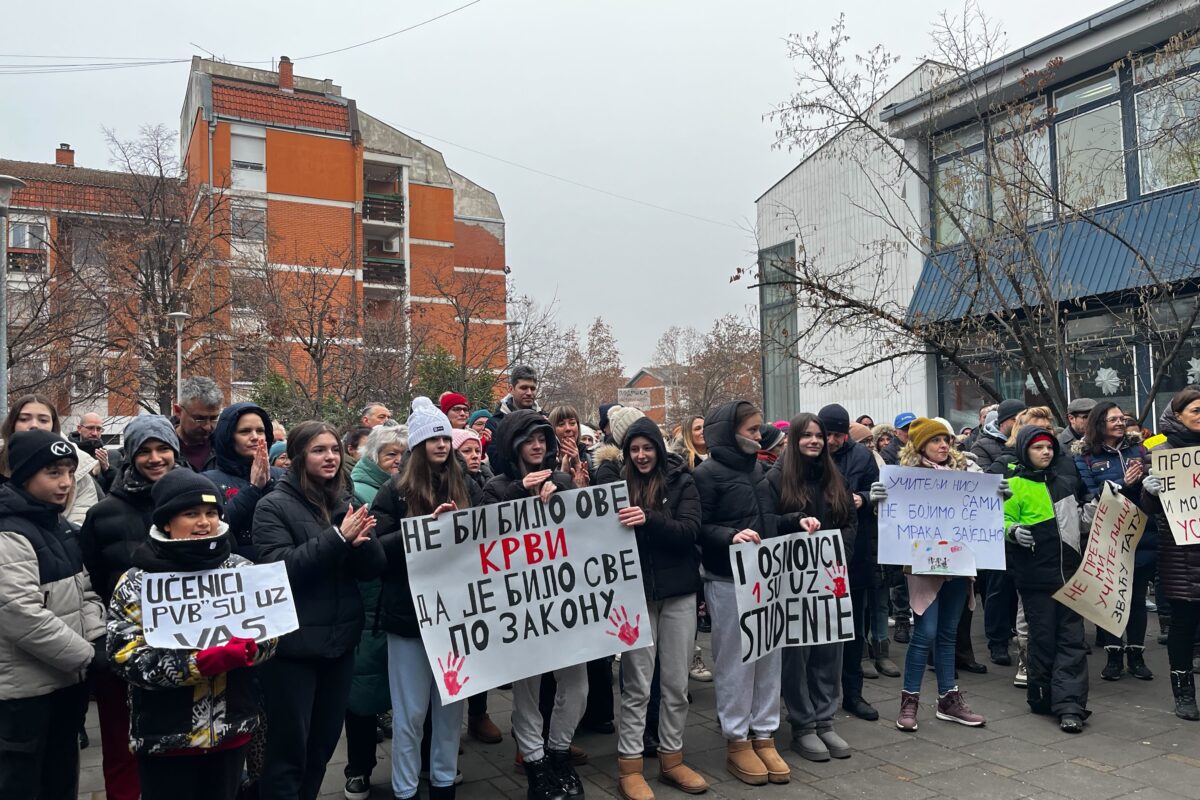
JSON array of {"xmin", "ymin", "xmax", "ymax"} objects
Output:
[
  {"xmin": 1003, "ymin": 428, "xmax": 1090, "ymax": 733},
  {"xmin": 0, "ymin": 430, "xmax": 107, "ymax": 799},
  {"xmin": 106, "ymin": 470, "xmax": 277, "ymax": 800}
]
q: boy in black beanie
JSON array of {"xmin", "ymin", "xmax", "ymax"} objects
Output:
[{"xmin": 0, "ymin": 430, "xmax": 107, "ymax": 798}]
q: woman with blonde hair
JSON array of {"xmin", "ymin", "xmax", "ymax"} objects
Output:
[{"xmin": 672, "ymin": 415, "xmax": 707, "ymax": 473}]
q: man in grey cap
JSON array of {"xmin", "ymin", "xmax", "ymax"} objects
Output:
[{"xmin": 1058, "ymin": 397, "xmax": 1096, "ymax": 448}]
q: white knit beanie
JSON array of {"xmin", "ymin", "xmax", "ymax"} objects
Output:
[
  {"xmin": 609, "ymin": 406, "xmax": 645, "ymax": 447},
  {"xmin": 406, "ymin": 397, "xmax": 452, "ymax": 449}
]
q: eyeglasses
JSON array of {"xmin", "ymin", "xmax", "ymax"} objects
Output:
[
  {"xmin": 450, "ymin": 405, "xmax": 469, "ymax": 413},
  {"xmin": 187, "ymin": 413, "xmax": 221, "ymax": 423}
]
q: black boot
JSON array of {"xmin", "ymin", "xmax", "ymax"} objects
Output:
[
  {"xmin": 1170, "ymin": 670, "xmax": 1200, "ymax": 721},
  {"xmin": 525, "ymin": 756, "xmax": 568, "ymax": 800},
  {"xmin": 429, "ymin": 785, "xmax": 457, "ymax": 800},
  {"xmin": 894, "ymin": 617, "xmax": 911, "ymax": 644},
  {"xmin": 547, "ymin": 749, "xmax": 584, "ymax": 798},
  {"xmin": 1126, "ymin": 646, "xmax": 1153, "ymax": 680},
  {"xmin": 1101, "ymin": 647, "xmax": 1124, "ymax": 681}
]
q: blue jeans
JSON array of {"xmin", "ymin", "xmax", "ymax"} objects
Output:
[
  {"xmin": 386, "ymin": 636, "xmax": 464, "ymax": 797},
  {"xmin": 868, "ymin": 580, "xmax": 891, "ymax": 644},
  {"xmin": 903, "ymin": 578, "xmax": 969, "ymax": 695}
]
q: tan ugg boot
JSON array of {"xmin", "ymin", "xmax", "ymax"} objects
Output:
[
  {"xmin": 725, "ymin": 740, "xmax": 768, "ymax": 786},
  {"xmin": 658, "ymin": 750, "xmax": 708, "ymax": 794},
  {"xmin": 753, "ymin": 737, "xmax": 791, "ymax": 784},
  {"xmin": 618, "ymin": 756, "xmax": 655, "ymax": 800}
]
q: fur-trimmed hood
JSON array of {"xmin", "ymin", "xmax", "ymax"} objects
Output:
[{"xmin": 592, "ymin": 443, "xmax": 622, "ymax": 468}]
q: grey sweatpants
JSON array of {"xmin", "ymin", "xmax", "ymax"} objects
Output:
[
  {"xmin": 618, "ymin": 594, "xmax": 697, "ymax": 757},
  {"xmin": 705, "ymin": 579, "xmax": 782, "ymax": 740},
  {"xmin": 782, "ymin": 641, "xmax": 843, "ymax": 730},
  {"xmin": 511, "ymin": 664, "xmax": 587, "ymax": 762}
]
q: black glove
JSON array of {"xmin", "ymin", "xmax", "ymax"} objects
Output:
[{"xmin": 87, "ymin": 638, "xmax": 109, "ymax": 677}]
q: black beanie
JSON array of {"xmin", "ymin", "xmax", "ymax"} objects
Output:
[
  {"xmin": 817, "ymin": 403, "xmax": 851, "ymax": 434},
  {"xmin": 151, "ymin": 470, "xmax": 226, "ymax": 530},
  {"xmin": 996, "ymin": 399, "xmax": 1027, "ymax": 425},
  {"xmin": 759, "ymin": 424, "xmax": 785, "ymax": 451},
  {"xmin": 7, "ymin": 431, "xmax": 78, "ymax": 487}
]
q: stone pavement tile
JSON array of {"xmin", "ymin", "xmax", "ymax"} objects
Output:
[
  {"xmin": 1124, "ymin": 788, "xmax": 1191, "ymax": 800},
  {"xmin": 1079, "ymin": 709, "xmax": 1181, "ymax": 742},
  {"xmin": 1051, "ymin": 731, "xmax": 1165, "ymax": 768},
  {"xmin": 865, "ymin": 736, "xmax": 978, "ymax": 776},
  {"xmin": 834, "ymin": 717, "xmax": 912, "ymax": 749},
  {"xmin": 783, "ymin": 746, "xmax": 885, "ymax": 780},
  {"xmin": 1141, "ymin": 726, "xmax": 1200, "ymax": 752},
  {"xmin": 812, "ymin": 765, "xmax": 938, "ymax": 800},
  {"xmin": 956, "ymin": 735, "xmax": 1066, "ymax": 772},
  {"xmin": 1022, "ymin": 761, "xmax": 1145, "ymax": 800},
  {"xmin": 896, "ymin": 714, "xmax": 1005, "ymax": 748},
  {"xmin": 915, "ymin": 764, "xmax": 1032, "ymax": 800},
  {"xmin": 982, "ymin": 715, "xmax": 1077, "ymax": 746},
  {"xmin": 1116, "ymin": 755, "xmax": 1200, "ymax": 800}
]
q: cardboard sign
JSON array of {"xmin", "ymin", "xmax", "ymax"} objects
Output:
[
  {"xmin": 911, "ymin": 539, "xmax": 977, "ymax": 576},
  {"xmin": 401, "ymin": 482, "xmax": 652, "ymax": 704},
  {"xmin": 877, "ymin": 466, "xmax": 1006, "ymax": 570},
  {"xmin": 729, "ymin": 530, "xmax": 854, "ymax": 663},
  {"xmin": 1152, "ymin": 444, "xmax": 1200, "ymax": 545},
  {"xmin": 1053, "ymin": 482, "xmax": 1147, "ymax": 635},
  {"xmin": 141, "ymin": 561, "xmax": 298, "ymax": 649}
]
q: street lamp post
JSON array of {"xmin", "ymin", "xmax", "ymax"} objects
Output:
[
  {"xmin": 0, "ymin": 176, "xmax": 27, "ymax": 420},
  {"xmin": 167, "ymin": 311, "xmax": 190, "ymax": 405}
]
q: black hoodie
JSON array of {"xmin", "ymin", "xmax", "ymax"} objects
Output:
[
  {"xmin": 481, "ymin": 410, "xmax": 573, "ymax": 503},
  {"xmin": 202, "ymin": 402, "xmax": 283, "ymax": 560},
  {"xmin": 693, "ymin": 401, "xmax": 769, "ymax": 579},
  {"xmin": 620, "ymin": 417, "xmax": 702, "ymax": 600}
]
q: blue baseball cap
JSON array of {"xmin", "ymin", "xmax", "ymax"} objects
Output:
[{"xmin": 894, "ymin": 412, "xmax": 917, "ymax": 429}]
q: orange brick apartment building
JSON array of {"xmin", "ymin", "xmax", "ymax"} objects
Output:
[{"xmin": 2, "ymin": 55, "xmax": 507, "ymax": 432}]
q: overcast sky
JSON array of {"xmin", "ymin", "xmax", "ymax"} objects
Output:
[{"xmin": 2, "ymin": 0, "xmax": 1104, "ymax": 370}]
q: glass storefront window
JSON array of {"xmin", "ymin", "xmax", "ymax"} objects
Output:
[
  {"xmin": 933, "ymin": 151, "xmax": 989, "ymax": 247},
  {"xmin": 1068, "ymin": 347, "xmax": 1138, "ymax": 421},
  {"xmin": 991, "ymin": 127, "xmax": 1053, "ymax": 227},
  {"xmin": 1136, "ymin": 75, "xmax": 1200, "ymax": 193},
  {"xmin": 1056, "ymin": 102, "xmax": 1127, "ymax": 210},
  {"xmin": 1054, "ymin": 71, "xmax": 1120, "ymax": 113},
  {"xmin": 1149, "ymin": 337, "xmax": 1200, "ymax": 430},
  {"xmin": 940, "ymin": 361, "xmax": 992, "ymax": 435}
]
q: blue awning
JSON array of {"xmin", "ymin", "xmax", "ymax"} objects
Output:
[{"xmin": 909, "ymin": 185, "xmax": 1200, "ymax": 321}]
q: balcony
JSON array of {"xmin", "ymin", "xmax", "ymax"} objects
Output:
[
  {"xmin": 363, "ymin": 192, "xmax": 404, "ymax": 238},
  {"xmin": 362, "ymin": 254, "xmax": 406, "ymax": 288},
  {"xmin": 7, "ymin": 248, "xmax": 47, "ymax": 273}
]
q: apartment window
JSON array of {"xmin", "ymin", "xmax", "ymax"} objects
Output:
[
  {"xmin": 10, "ymin": 358, "xmax": 48, "ymax": 392},
  {"xmin": 933, "ymin": 150, "xmax": 989, "ymax": 247},
  {"xmin": 230, "ymin": 128, "xmax": 266, "ymax": 191},
  {"xmin": 1055, "ymin": 101, "xmax": 1126, "ymax": 210},
  {"xmin": 990, "ymin": 127, "xmax": 1053, "ymax": 228},
  {"xmin": 231, "ymin": 274, "xmax": 259, "ymax": 313},
  {"xmin": 70, "ymin": 366, "xmax": 106, "ymax": 402},
  {"xmin": 231, "ymin": 205, "xmax": 266, "ymax": 242},
  {"xmin": 232, "ymin": 349, "xmax": 265, "ymax": 385},
  {"xmin": 1054, "ymin": 72, "xmax": 1120, "ymax": 113},
  {"xmin": 8, "ymin": 222, "xmax": 47, "ymax": 250},
  {"xmin": 1136, "ymin": 75, "xmax": 1200, "ymax": 193},
  {"xmin": 758, "ymin": 242, "xmax": 800, "ymax": 421}
]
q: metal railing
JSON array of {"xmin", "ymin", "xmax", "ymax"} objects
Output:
[{"xmin": 363, "ymin": 193, "xmax": 405, "ymax": 224}]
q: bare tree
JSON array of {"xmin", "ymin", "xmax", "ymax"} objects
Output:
[{"xmin": 652, "ymin": 315, "xmax": 762, "ymax": 425}]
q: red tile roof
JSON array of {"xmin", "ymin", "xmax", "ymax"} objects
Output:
[
  {"xmin": 211, "ymin": 79, "xmax": 350, "ymax": 132},
  {"xmin": 0, "ymin": 159, "xmax": 147, "ymax": 214}
]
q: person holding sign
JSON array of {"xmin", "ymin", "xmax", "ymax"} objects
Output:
[
  {"xmin": 612, "ymin": 417, "xmax": 708, "ymax": 800},
  {"xmin": 481, "ymin": 409, "xmax": 583, "ymax": 800},
  {"xmin": 1002, "ymin": 428, "xmax": 1090, "ymax": 733},
  {"xmin": 252, "ymin": 422, "xmax": 386, "ymax": 800},
  {"xmin": 762, "ymin": 412, "xmax": 857, "ymax": 762},
  {"xmin": 1141, "ymin": 388, "xmax": 1200, "ymax": 721},
  {"xmin": 370, "ymin": 398, "xmax": 481, "ymax": 800},
  {"xmin": 694, "ymin": 400, "xmax": 791, "ymax": 787},
  {"xmin": 106, "ymin": 470, "xmax": 277, "ymax": 800},
  {"xmin": 869, "ymin": 418, "xmax": 991, "ymax": 733}
]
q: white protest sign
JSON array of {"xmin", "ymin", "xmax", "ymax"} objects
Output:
[
  {"xmin": 141, "ymin": 561, "xmax": 298, "ymax": 649},
  {"xmin": 911, "ymin": 539, "xmax": 977, "ymax": 576},
  {"xmin": 729, "ymin": 530, "xmax": 854, "ymax": 663},
  {"xmin": 402, "ymin": 482, "xmax": 652, "ymax": 705},
  {"xmin": 1054, "ymin": 482, "xmax": 1147, "ymax": 635},
  {"xmin": 1152, "ymin": 445, "xmax": 1200, "ymax": 546},
  {"xmin": 877, "ymin": 466, "xmax": 1006, "ymax": 570}
]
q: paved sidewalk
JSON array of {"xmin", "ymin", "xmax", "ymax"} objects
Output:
[{"xmin": 79, "ymin": 615, "xmax": 1198, "ymax": 798}]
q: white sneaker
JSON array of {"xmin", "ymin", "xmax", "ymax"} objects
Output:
[
  {"xmin": 689, "ymin": 652, "xmax": 713, "ymax": 682},
  {"xmin": 1014, "ymin": 648, "xmax": 1028, "ymax": 688}
]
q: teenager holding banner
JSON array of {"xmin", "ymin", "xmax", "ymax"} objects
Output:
[
  {"xmin": 694, "ymin": 400, "xmax": 791, "ymax": 787},
  {"xmin": 372, "ymin": 398, "xmax": 480, "ymax": 800},
  {"xmin": 762, "ymin": 412, "xmax": 857, "ymax": 761},
  {"xmin": 481, "ymin": 409, "xmax": 582, "ymax": 800},
  {"xmin": 613, "ymin": 416, "xmax": 708, "ymax": 800},
  {"xmin": 869, "ymin": 418, "xmax": 997, "ymax": 732},
  {"xmin": 106, "ymin": 471, "xmax": 277, "ymax": 800},
  {"xmin": 1142, "ymin": 389, "xmax": 1200, "ymax": 720},
  {"xmin": 253, "ymin": 422, "xmax": 386, "ymax": 800}
]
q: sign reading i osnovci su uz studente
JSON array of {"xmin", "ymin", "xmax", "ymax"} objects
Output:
[
  {"xmin": 401, "ymin": 482, "xmax": 653, "ymax": 705},
  {"xmin": 876, "ymin": 466, "xmax": 1007, "ymax": 571}
]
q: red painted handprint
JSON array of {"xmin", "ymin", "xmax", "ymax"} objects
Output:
[
  {"xmin": 438, "ymin": 652, "xmax": 470, "ymax": 697},
  {"xmin": 824, "ymin": 564, "xmax": 848, "ymax": 598},
  {"xmin": 605, "ymin": 606, "xmax": 641, "ymax": 646}
]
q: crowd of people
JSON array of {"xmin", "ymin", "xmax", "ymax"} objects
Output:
[{"xmin": 1, "ymin": 369, "xmax": 1198, "ymax": 800}]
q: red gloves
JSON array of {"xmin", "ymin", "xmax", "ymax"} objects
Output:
[{"xmin": 195, "ymin": 637, "xmax": 258, "ymax": 677}]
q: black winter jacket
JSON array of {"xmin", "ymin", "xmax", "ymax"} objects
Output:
[
  {"xmin": 830, "ymin": 440, "xmax": 876, "ymax": 572},
  {"xmin": 78, "ymin": 465, "xmax": 160, "ymax": 603},
  {"xmin": 760, "ymin": 459, "xmax": 856, "ymax": 560},
  {"xmin": 970, "ymin": 431, "xmax": 1007, "ymax": 473},
  {"xmin": 372, "ymin": 462, "xmax": 483, "ymax": 638},
  {"xmin": 252, "ymin": 472, "xmax": 386, "ymax": 659},
  {"xmin": 693, "ymin": 401, "xmax": 769, "ymax": 580},
  {"xmin": 481, "ymin": 410, "xmax": 574, "ymax": 503},
  {"xmin": 203, "ymin": 402, "xmax": 284, "ymax": 561},
  {"xmin": 619, "ymin": 417, "xmax": 701, "ymax": 601},
  {"xmin": 880, "ymin": 436, "xmax": 902, "ymax": 466},
  {"xmin": 1144, "ymin": 408, "xmax": 1200, "ymax": 602}
]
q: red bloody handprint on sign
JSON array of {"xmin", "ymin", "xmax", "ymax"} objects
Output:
[
  {"xmin": 438, "ymin": 652, "xmax": 470, "ymax": 697},
  {"xmin": 605, "ymin": 606, "xmax": 641, "ymax": 646},
  {"xmin": 824, "ymin": 564, "xmax": 848, "ymax": 598}
]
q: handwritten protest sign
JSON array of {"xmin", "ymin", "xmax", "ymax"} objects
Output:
[
  {"xmin": 402, "ymin": 482, "xmax": 652, "ymax": 704},
  {"xmin": 877, "ymin": 466, "xmax": 1006, "ymax": 570},
  {"xmin": 1053, "ymin": 482, "xmax": 1146, "ymax": 635},
  {"xmin": 730, "ymin": 530, "xmax": 854, "ymax": 663},
  {"xmin": 142, "ymin": 561, "xmax": 298, "ymax": 649},
  {"xmin": 911, "ymin": 539, "xmax": 977, "ymax": 576},
  {"xmin": 1152, "ymin": 444, "xmax": 1200, "ymax": 546}
]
